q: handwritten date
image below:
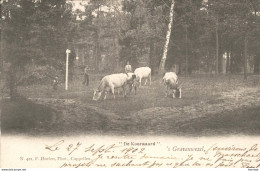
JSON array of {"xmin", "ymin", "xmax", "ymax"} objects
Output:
[{"xmin": 43, "ymin": 140, "xmax": 260, "ymax": 168}]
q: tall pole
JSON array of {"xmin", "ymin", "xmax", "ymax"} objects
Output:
[
  {"xmin": 185, "ymin": 25, "xmax": 188, "ymax": 76},
  {"xmin": 244, "ymin": 32, "xmax": 248, "ymax": 80},
  {"xmin": 65, "ymin": 49, "xmax": 71, "ymax": 90},
  {"xmin": 216, "ymin": 17, "xmax": 219, "ymax": 74}
]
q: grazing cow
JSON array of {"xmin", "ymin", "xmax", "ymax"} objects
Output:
[
  {"xmin": 163, "ymin": 72, "xmax": 182, "ymax": 98},
  {"xmin": 93, "ymin": 73, "xmax": 136, "ymax": 101},
  {"xmin": 108, "ymin": 72, "xmax": 136, "ymax": 95},
  {"xmin": 134, "ymin": 67, "xmax": 152, "ymax": 87}
]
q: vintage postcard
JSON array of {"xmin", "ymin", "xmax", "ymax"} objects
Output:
[{"xmin": 1, "ymin": 0, "xmax": 260, "ymax": 169}]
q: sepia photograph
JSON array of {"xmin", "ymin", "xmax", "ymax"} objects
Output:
[{"xmin": 1, "ymin": 0, "xmax": 260, "ymax": 169}]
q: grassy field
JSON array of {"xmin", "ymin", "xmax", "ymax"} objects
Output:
[{"xmin": 1, "ymin": 73, "xmax": 260, "ymax": 136}]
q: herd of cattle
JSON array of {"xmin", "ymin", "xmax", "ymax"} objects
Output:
[{"xmin": 92, "ymin": 67, "xmax": 182, "ymax": 101}]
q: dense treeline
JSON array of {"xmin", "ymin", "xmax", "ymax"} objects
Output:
[
  {"xmin": 75, "ymin": 0, "xmax": 259, "ymax": 75},
  {"xmin": 1, "ymin": 0, "xmax": 259, "ymax": 99}
]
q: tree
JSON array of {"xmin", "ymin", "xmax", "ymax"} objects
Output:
[
  {"xmin": 164, "ymin": 0, "xmax": 204, "ymax": 74},
  {"xmin": 2, "ymin": 0, "xmax": 75, "ymax": 99},
  {"xmin": 120, "ymin": 0, "xmax": 166, "ymax": 71},
  {"xmin": 159, "ymin": 0, "xmax": 174, "ymax": 74},
  {"xmin": 2, "ymin": 0, "xmax": 36, "ymax": 99}
]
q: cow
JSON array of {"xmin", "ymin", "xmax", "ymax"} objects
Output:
[
  {"xmin": 163, "ymin": 72, "xmax": 182, "ymax": 99},
  {"xmin": 134, "ymin": 67, "xmax": 152, "ymax": 87},
  {"xmin": 109, "ymin": 72, "xmax": 136, "ymax": 95},
  {"xmin": 93, "ymin": 73, "xmax": 136, "ymax": 101}
]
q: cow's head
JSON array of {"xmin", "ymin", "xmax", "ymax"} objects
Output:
[
  {"xmin": 126, "ymin": 73, "xmax": 136, "ymax": 85},
  {"xmin": 93, "ymin": 89, "xmax": 102, "ymax": 101},
  {"xmin": 174, "ymin": 83, "xmax": 182, "ymax": 99},
  {"xmin": 125, "ymin": 73, "xmax": 137, "ymax": 94},
  {"xmin": 163, "ymin": 71, "xmax": 166, "ymax": 77},
  {"xmin": 126, "ymin": 73, "xmax": 136, "ymax": 80}
]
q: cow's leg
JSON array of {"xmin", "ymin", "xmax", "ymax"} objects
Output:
[
  {"xmin": 165, "ymin": 86, "xmax": 168, "ymax": 97},
  {"xmin": 144, "ymin": 77, "xmax": 148, "ymax": 85},
  {"xmin": 139, "ymin": 77, "xmax": 142, "ymax": 87},
  {"xmin": 115, "ymin": 88, "xmax": 119, "ymax": 95},
  {"xmin": 104, "ymin": 91, "xmax": 107, "ymax": 100},
  {"xmin": 111, "ymin": 86, "xmax": 115, "ymax": 99},
  {"xmin": 123, "ymin": 86, "xmax": 126, "ymax": 101},
  {"xmin": 149, "ymin": 73, "xmax": 151, "ymax": 85},
  {"xmin": 129, "ymin": 84, "xmax": 132, "ymax": 94},
  {"xmin": 172, "ymin": 90, "xmax": 176, "ymax": 98}
]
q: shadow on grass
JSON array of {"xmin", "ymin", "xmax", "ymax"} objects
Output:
[
  {"xmin": 1, "ymin": 97, "xmax": 59, "ymax": 134},
  {"xmin": 2, "ymin": 96, "xmax": 259, "ymax": 137},
  {"xmin": 175, "ymin": 106, "xmax": 260, "ymax": 136}
]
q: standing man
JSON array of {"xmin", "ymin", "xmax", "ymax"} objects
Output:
[
  {"xmin": 125, "ymin": 61, "xmax": 132, "ymax": 73},
  {"xmin": 53, "ymin": 76, "xmax": 59, "ymax": 91},
  {"xmin": 82, "ymin": 65, "xmax": 89, "ymax": 86}
]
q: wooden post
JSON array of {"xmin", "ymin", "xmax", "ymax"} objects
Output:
[
  {"xmin": 65, "ymin": 49, "xmax": 71, "ymax": 90},
  {"xmin": 244, "ymin": 33, "xmax": 248, "ymax": 80},
  {"xmin": 216, "ymin": 17, "xmax": 219, "ymax": 74}
]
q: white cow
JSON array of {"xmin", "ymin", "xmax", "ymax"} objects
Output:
[
  {"xmin": 93, "ymin": 73, "xmax": 136, "ymax": 101},
  {"xmin": 113, "ymin": 72, "xmax": 136, "ymax": 95},
  {"xmin": 134, "ymin": 67, "xmax": 151, "ymax": 87},
  {"xmin": 163, "ymin": 72, "xmax": 182, "ymax": 98}
]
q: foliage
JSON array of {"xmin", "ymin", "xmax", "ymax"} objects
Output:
[
  {"xmin": 1, "ymin": 0, "xmax": 76, "ymax": 99},
  {"xmin": 1, "ymin": 0, "xmax": 259, "ymax": 99}
]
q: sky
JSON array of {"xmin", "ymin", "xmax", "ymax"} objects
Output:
[{"xmin": 69, "ymin": 0, "xmax": 86, "ymax": 11}]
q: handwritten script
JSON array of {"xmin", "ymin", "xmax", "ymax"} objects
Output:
[{"xmin": 18, "ymin": 140, "xmax": 260, "ymax": 168}]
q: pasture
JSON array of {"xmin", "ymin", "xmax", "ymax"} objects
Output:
[{"xmin": 1, "ymin": 73, "xmax": 260, "ymax": 137}]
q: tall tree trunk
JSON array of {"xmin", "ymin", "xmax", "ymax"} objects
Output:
[
  {"xmin": 207, "ymin": 44, "xmax": 210, "ymax": 73},
  {"xmin": 149, "ymin": 4, "xmax": 155, "ymax": 74},
  {"xmin": 254, "ymin": 17, "xmax": 259, "ymax": 74},
  {"xmin": 95, "ymin": 4, "xmax": 101, "ymax": 71},
  {"xmin": 230, "ymin": 48, "xmax": 235, "ymax": 74},
  {"xmin": 82, "ymin": 47, "xmax": 85, "ymax": 66},
  {"xmin": 215, "ymin": 17, "xmax": 219, "ymax": 74},
  {"xmin": 96, "ymin": 39, "xmax": 100, "ymax": 71},
  {"xmin": 185, "ymin": 25, "xmax": 188, "ymax": 76},
  {"xmin": 149, "ymin": 39, "xmax": 155, "ymax": 74},
  {"xmin": 159, "ymin": 0, "xmax": 174, "ymax": 74},
  {"xmin": 114, "ymin": 37, "xmax": 120, "ymax": 71},
  {"xmin": 0, "ymin": 31, "xmax": 3, "ymax": 75},
  {"xmin": 227, "ymin": 43, "xmax": 232, "ymax": 74},
  {"xmin": 219, "ymin": 35, "xmax": 223, "ymax": 73},
  {"xmin": 254, "ymin": 52, "xmax": 260, "ymax": 74},
  {"xmin": 226, "ymin": 51, "xmax": 230, "ymax": 74},
  {"xmin": 113, "ymin": 6, "xmax": 120, "ymax": 71},
  {"xmin": 244, "ymin": 33, "xmax": 248, "ymax": 80},
  {"xmin": 178, "ymin": 63, "xmax": 182, "ymax": 75}
]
